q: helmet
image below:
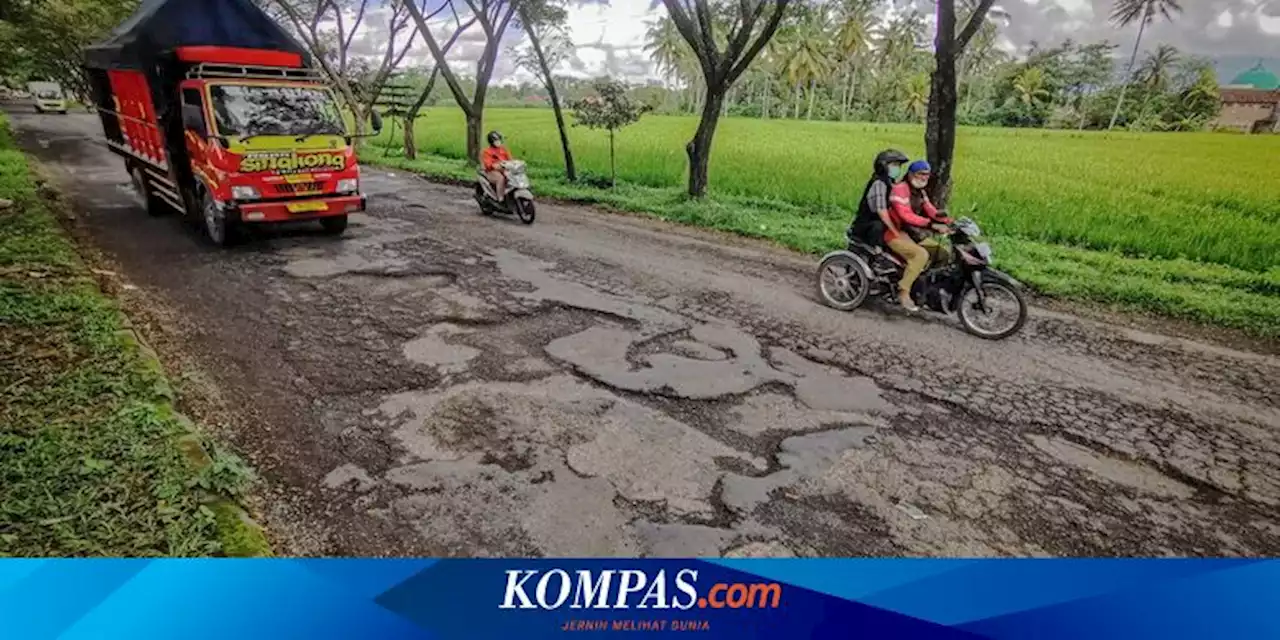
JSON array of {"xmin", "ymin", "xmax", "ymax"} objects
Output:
[
  {"xmin": 487, "ymin": 130, "xmax": 503, "ymax": 145},
  {"xmin": 873, "ymin": 149, "xmax": 909, "ymax": 178},
  {"xmin": 908, "ymin": 160, "xmax": 931, "ymax": 174}
]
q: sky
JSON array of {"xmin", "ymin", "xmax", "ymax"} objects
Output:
[{"xmin": 346, "ymin": 0, "xmax": 1280, "ymax": 86}]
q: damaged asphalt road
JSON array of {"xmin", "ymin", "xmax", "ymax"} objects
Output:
[{"xmin": 10, "ymin": 109, "xmax": 1280, "ymax": 558}]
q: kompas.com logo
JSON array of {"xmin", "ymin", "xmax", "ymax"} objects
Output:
[{"xmin": 499, "ymin": 569, "xmax": 783, "ymax": 610}]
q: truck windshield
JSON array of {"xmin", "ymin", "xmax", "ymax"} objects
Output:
[{"xmin": 210, "ymin": 84, "xmax": 345, "ymax": 138}]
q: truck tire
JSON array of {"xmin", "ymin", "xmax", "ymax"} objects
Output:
[
  {"xmin": 131, "ymin": 167, "xmax": 169, "ymax": 217},
  {"xmin": 181, "ymin": 187, "xmax": 203, "ymax": 225},
  {"xmin": 319, "ymin": 215, "xmax": 348, "ymax": 236},
  {"xmin": 201, "ymin": 192, "xmax": 241, "ymax": 247}
]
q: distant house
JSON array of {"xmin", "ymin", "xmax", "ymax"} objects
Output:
[{"xmin": 1210, "ymin": 63, "xmax": 1280, "ymax": 133}]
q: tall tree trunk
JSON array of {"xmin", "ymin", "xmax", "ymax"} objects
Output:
[
  {"xmin": 524, "ymin": 15, "xmax": 576, "ymax": 181},
  {"xmin": 549, "ymin": 81, "xmax": 577, "ymax": 181},
  {"xmin": 403, "ymin": 117, "xmax": 418, "ymax": 159},
  {"xmin": 960, "ymin": 75, "xmax": 973, "ymax": 120},
  {"xmin": 792, "ymin": 83, "xmax": 802, "ymax": 119},
  {"xmin": 686, "ymin": 89, "xmax": 726, "ymax": 197},
  {"xmin": 925, "ymin": 0, "xmax": 959, "ymax": 206},
  {"xmin": 1108, "ymin": 16, "xmax": 1148, "ymax": 131},
  {"xmin": 762, "ymin": 82, "xmax": 770, "ymax": 119},
  {"xmin": 806, "ymin": 79, "xmax": 816, "ymax": 120},
  {"xmin": 840, "ymin": 70, "xmax": 851, "ymax": 121},
  {"xmin": 402, "ymin": 68, "xmax": 441, "ymax": 160},
  {"xmin": 466, "ymin": 115, "xmax": 482, "ymax": 165}
]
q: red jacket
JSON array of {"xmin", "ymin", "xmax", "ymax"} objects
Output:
[
  {"xmin": 885, "ymin": 182, "xmax": 952, "ymax": 243},
  {"xmin": 482, "ymin": 146, "xmax": 512, "ymax": 172}
]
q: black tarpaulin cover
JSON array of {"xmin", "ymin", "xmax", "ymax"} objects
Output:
[{"xmin": 84, "ymin": 0, "xmax": 311, "ymax": 70}]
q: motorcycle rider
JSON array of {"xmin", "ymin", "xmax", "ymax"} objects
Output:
[
  {"xmin": 850, "ymin": 148, "xmax": 906, "ymax": 244},
  {"xmin": 851, "ymin": 149, "xmax": 927, "ymax": 311},
  {"xmin": 482, "ymin": 130, "xmax": 513, "ymax": 199}
]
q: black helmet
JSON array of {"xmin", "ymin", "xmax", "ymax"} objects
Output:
[
  {"xmin": 487, "ymin": 130, "xmax": 503, "ymax": 145},
  {"xmin": 873, "ymin": 149, "xmax": 909, "ymax": 178}
]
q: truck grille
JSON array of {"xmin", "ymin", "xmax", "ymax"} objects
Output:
[{"xmin": 275, "ymin": 182, "xmax": 324, "ymax": 194}]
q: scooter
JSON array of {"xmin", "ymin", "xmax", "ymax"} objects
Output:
[
  {"xmin": 816, "ymin": 216, "xmax": 1029, "ymax": 340},
  {"xmin": 474, "ymin": 160, "xmax": 536, "ymax": 225}
]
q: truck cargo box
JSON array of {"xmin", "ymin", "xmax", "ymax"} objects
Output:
[{"xmin": 83, "ymin": 0, "xmax": 311, "ymax": 173}]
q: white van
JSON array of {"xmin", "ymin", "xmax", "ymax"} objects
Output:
[{"xmin": 27, "ymin": 81, "xmax": 68, "ymax": 114}]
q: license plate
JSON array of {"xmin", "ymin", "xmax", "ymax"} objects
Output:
[{"xmin": 287, "ymin": 201, "xmax": 328, "ymax": 213}]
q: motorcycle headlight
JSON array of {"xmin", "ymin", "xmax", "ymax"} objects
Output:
[
  {"xmin": 336, "ymin": 178, "xmax": 359, "ymax": 194},
  {"xmin": 231, "ymin": 186, "xmax": 260, "ymax": 201}
]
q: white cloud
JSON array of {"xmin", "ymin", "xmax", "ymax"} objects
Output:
[{"xmin": 329, "ymin": 0, "xmax": 1279, "ymax": 87}]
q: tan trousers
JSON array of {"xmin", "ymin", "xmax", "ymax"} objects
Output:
[{"xmin": 887, "ymin": 236, "xmax": 931, "ymax": 295}]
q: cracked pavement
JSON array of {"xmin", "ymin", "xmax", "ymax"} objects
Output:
[{"xmin": 10, "ymin": 109, "xmax": 1280, "ymax": 557}]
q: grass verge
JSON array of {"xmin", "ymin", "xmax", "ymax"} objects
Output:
[
  {"xmin": 364, "ymin": 147, "xmax": 1280, "ymax": 342},
  {"xmin": 0, "ymin": 113, "xmax": 268, "ymax": 556}
]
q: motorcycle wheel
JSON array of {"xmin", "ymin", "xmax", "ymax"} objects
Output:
[
  {"xmin": 474, "ymin": 183, "xmax": 490, "ymax": 215},
  {"xmin": 515, "ymin": 198, "xmax": 536, "ymax": 225},
  {"xmin": 958, "ymin": 278, "xmax": 1027, "ymax": 340},
  {"xmin": 817, "ymin": 253, "xmax": 870, "ymax": 311}
]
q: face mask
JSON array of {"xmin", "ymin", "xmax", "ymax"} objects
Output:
[
  {"xmin": 888, "ymin": 165, "xmax": 903, "ymax": 180},
  {"xmin": 910, "ymin": 178, "xmax": 929, "ymax": 189}
]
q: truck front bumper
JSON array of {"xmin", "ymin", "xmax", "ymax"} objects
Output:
[{"xmin": 233, "ymin": 194, "xmax": 366, "ymax": 223}]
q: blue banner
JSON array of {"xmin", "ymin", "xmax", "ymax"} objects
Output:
[{"xmin": 3, "ymin": 559, "xmax": 1278, "ymax": 639}]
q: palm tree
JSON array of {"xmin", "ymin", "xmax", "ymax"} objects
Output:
[
  {"xmin": 1012, "ymin": 66, "xmax": 1052, "ymax": 107},
  {"xmin": 1137, "ymin": 44, "xmax": 1179, "ymax": 93},
  {"xmin": 902, "ymin": 72, "xmax": 930, "ymax": 120},
  {"xmin": 782, "ymin": 6, "xmax": 835, "ymax": 119},
  {"xmin": 645, "ymin": 16, "xmax": 698, "ymax": 111},
  {"xmin": 645, "ymin": 17, "xmax": 684, "ymax": 84},
  {"xmin": 959, "ymin": 22, "xmax": 1008, "ymax": 118},
  {"xmin": 833, "ymin": 0, "xmax": 877, "ymax": 120},
  {"xmin": 1107, "ymin": 0, "xmax": 1183, "ymax": 130},
  {"xmin": 1132, "ymin": 43, "xmax": 1180, "ymax": 126}
]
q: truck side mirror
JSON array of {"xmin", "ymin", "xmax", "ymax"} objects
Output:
[
  {"xmin": 182, "ymin": 104, "xmax": 207, "ymax": 138},
  {"xmin": 370, "ymin": 110, "xmax": 383, "ymax": 135}
]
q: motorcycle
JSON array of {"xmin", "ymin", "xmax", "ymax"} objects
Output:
[
  {"xmin": 474, "ymin": 160, "xmax": 536, "ymax": 225},
  {"xmin": 816, "ymin": 216, "xmax": 1029, "ymax": 340}
]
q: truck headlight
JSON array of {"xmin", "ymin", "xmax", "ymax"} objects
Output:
[
  {"xmin": 231, "ymin": 186, "xmax": 260, "ymax": 201},
  {"xmin": 336, "ymin": 178, "xmax": 358, "ymax": 194}
]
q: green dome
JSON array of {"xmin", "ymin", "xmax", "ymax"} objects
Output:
[{"xmin": 1230, "ymin": 63, "xmax": 1280, "ymax": 90}]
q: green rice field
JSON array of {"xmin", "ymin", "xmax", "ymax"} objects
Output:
[{"xmin": 370, "ymin": 107, "xmax": 1280, "ymax": 340}]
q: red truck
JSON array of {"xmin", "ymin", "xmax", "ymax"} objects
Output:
[{"xmin": 83, "ymin": 0, "xmax": 381, "ymax": 246}]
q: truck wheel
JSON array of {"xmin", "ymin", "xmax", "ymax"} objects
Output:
[
  {"xmin": 319, "ymin": 215, "xmax": 348, "ymax": 236},
  {"xmin": 201, "ymin": 192, "xmax": 241, "ymax": 247},
  {"xmin": 131, "ymin": 167, "xmax": 169, "ymax": 217},
  {"xmin": 181, "ymin": 187, "xmax": 203, "ymax": 225}
]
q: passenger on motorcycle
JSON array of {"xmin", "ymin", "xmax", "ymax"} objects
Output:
[
  {"xmin": 482, "ymin": 131, "xmax": 513, "ymax": 197},
  {"xmin": 851, "ymin": 149, "xmax": 929, "ymax": 311},
  {"xmin": 882, "ymin": 160, "xmax": 957, "ymax": 312},
  {"xmin": 897, "ymin": 160, "xmax": 954, "ymax": 269}
]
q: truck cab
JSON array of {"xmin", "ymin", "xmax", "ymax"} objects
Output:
[{"xmin": 174, "ymin": 59, "xmax": 376, "ymax": 241}]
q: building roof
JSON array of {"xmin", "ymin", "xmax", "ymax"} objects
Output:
[
  {"xmin": 1230, "ymin": 63, "xmax": 1280, "ymax": 90},
  {"xmin": 1220, "ymin": 88, "xmax": 1280, "ymax": 105}
]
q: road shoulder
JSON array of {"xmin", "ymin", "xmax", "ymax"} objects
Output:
[{"xmin": 0, "ymin": 112, "xmax": 268, "ymax": 557}]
